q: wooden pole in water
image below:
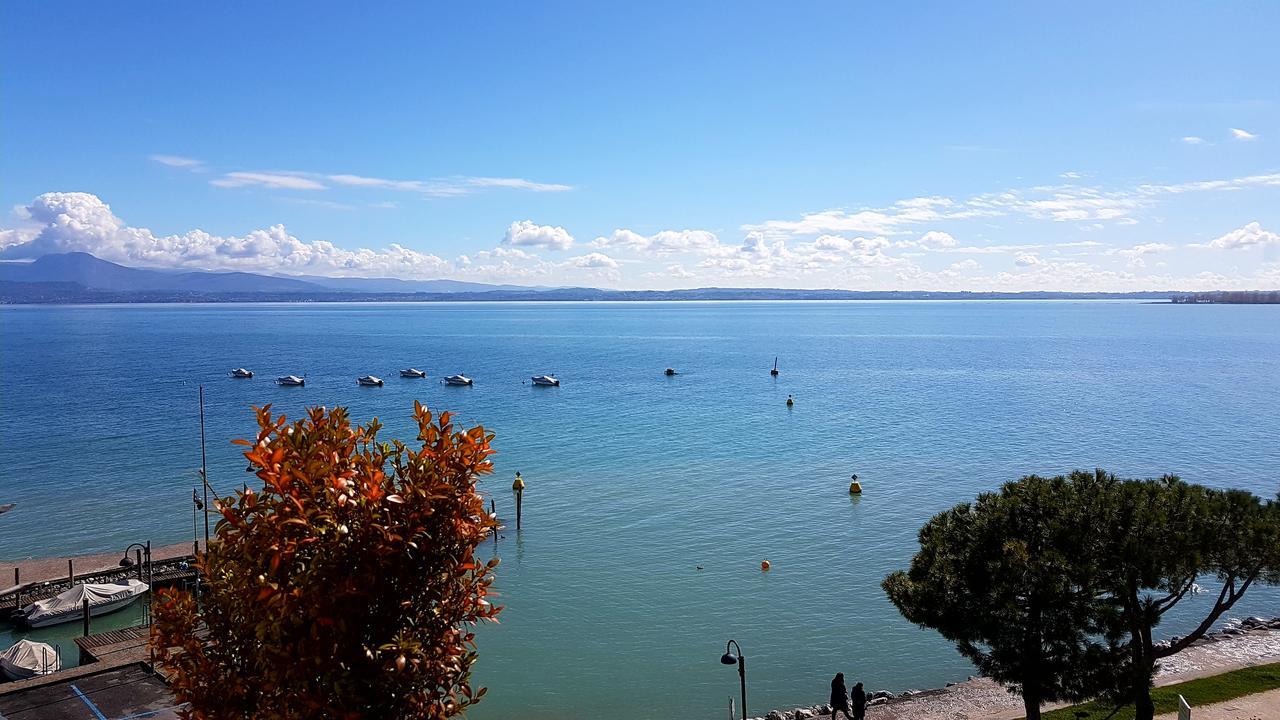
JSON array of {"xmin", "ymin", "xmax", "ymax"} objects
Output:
[
  {"xmin": 513, "ymin": 472, "xmax": 525, "ymax": 531},
  {"xmin": 200, "ymin": 385, "xmax": 209, "ymax": 552}
]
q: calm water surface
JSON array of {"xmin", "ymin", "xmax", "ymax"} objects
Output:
[{"xmin": 1, "ymin": 301, "xmax": 1278, "ymax": 717}]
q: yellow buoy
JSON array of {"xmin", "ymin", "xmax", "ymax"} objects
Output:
[
  {"xmin": 512, "ymin": 471, "xmax": 525, "ymax": 491},
  {"xmin": 761, "ymin": 560, "xmax": 771, "ymax": 571},
  {"xmin": 849, "ymin": 481, "xmax": 863, "ymax": 494},
  {"xmin": 786, "ymin": 395, "xmax": 794, "ymax": 407}
]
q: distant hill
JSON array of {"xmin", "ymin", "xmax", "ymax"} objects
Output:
[
  {"xmin": 281, "ymin": 274, "xmax": 536, "ymax": 293},
  {"xmin": 0, "ymin": 252, "xmax": 1212, "ymax": 305},
  {"xmin": 0, "ymin": 253, "xmax": 325, "ymax": 293}
]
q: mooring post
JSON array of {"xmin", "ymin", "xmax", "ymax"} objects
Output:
[
  {"xmin": 82, "ymin": 597, "xmax": 90, "ymax": 637},
  {"xmin": 68, "ymin": 559, "xmax": 74, "ymax": 585},
  {"xmin": 13, "ymin": 568, "xmax": 19, "ymax": 607},
  {"xmin": 513, "ymin": 471, "xmax": 525, "ymax": 531}
]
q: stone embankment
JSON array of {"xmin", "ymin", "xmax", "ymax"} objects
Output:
[{"xmin": 755, "ymin": 616, "xmax": 1280, "ymax": 720}]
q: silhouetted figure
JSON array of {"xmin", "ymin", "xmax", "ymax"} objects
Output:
[
  {"xmin": 830, "ymin": 673, "xmax": 852, "ymax": 720},
  {"xmin": 850, "ymin": 681, "xmax": 866, "ymax": 720}
]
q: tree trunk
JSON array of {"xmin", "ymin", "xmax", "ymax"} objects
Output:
[
  {"xmin": 1022, "ymin": 690, "xmax": 1041, "ymax": 720},
  {"xmin": 1130, "ymin": 623, "xmax": 1157, "ymax": 720}
]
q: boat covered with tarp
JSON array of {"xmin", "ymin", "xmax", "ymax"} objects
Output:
[
  {"xmin": 15, "ymin": 580, "xmax": 148, "ymax": 628},
  {"xmin": 0, "ymin": 639, "xmax": 61, "ymax": 680}
]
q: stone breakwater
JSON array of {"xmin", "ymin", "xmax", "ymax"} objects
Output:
[{"xmin": 753, "ymin": 616, "xmax": 1280, "ymax": 720}]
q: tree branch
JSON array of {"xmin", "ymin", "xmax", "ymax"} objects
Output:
[{"xmin": 1156, "ymin": 571, "xmax": 1257, "ymax": 658}]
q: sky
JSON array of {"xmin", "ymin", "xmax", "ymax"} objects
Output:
[{"xmin": 2, "ymin": 2, "xmax": 1278, "ymax": 291}]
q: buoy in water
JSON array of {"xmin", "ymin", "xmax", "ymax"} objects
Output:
[
  {"xmin": 665, "ymin": 368, "xmax": 677, "ymax": 376},
  {"xmin": 849, "ymin": 473, "xmax": 862, "ymax": 494},
  {"xmin": 786, "ymin": 394, "xmax": 794, "ymax": 406},
  {"xmin": 761, "ymin": 560, "xmax": 771, "ymax": 571}
]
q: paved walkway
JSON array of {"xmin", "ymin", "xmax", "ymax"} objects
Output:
[
  {"xmin": 2, "ymin": 542, "xmax": 195, "ymax": 590},
  {"xmin": 1153, "ymin": 688, "xmax": 1279, "ymax": 720}
]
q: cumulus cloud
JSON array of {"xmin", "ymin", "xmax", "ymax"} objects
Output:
[
  {"xmin": 0, "ymin": 192, "xmax": 451, "ymax": 278},
  {"xmin": 1015, "ymin": 253, "xmax": 1046, "ymax": 267},
  {"xmin": 1230, "ymin": 128, "xmax": 1258, "ymax": 141},
  {"xmin": 1110, "ymin": 242, "xmax": 1174, "ymax": 268},
  {"xmin": 591, "ymin": 228, "xmax": 720, "ymax": 255},
  {"xmin": 503, "ymin": 220, "xmax": 575, "ymax": 250},
  {"xmin": 567, "ymin": 252, "xmax": 619, "ymax": 269},
  {"xmin": 1202, "ymin": 222, "xmax": 1280, "ymax": 250}
]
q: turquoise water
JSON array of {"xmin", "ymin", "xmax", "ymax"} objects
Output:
[{"xmin": 1, "ymin": 301, "xmax": 1278, "ymax": 717}]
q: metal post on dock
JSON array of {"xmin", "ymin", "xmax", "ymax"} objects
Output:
[
  {"xmin": 13, "ymin": 568, "xmax": 19, "ymax": 607},
  {"xmin": 82, "ymin": 597, "xmax": 90, "ymax": 637},
  {"xmin": 68, "ymin": 559, "xmax": 74, "ymax": 585}
]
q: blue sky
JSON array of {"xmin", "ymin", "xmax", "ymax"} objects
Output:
[{"xmin": 2, "ymin": 2, "xmax": 1278, "ymax": 290}]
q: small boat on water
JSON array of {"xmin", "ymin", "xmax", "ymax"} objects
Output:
[
  {"xmin": 444, "ymin": 374, "xmax": 473, "ymax": 386},
  {"xmin": 664, "ymin": 368, "xmax": 677, "ymax": 376},
  {"xmin": 400, "ymin": 368, "xmax": 427, "ymax": 379},
  {"xmin": 0, "ymin": 639, "xmax": 60, "ymax": 680},
  {"xmin": 229, "ymin": 368, "xmax": 254, "ymax": 379},
  {"xmin": 357, "ymin": 375, "xmax": 384, "ymax": 387},
  {"xmin": 16, "ymin": 580, "xmax": 148, "ymax": 629},
  {"xmin": 276, "ymin": 375, "xmax": 305, "ymax": 386},
  {"xmin": 531, "ymin": 374, "xmax": 560, "ymax": 387}
]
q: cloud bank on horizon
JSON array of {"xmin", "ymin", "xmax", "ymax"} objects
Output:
[{"xmin": 2, "ymin": 170, "xmax": 1279, "ymax": 292}]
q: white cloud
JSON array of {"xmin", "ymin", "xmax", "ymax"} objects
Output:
[
  {"xmin": 1109, "ymin": 242, "xmax": 1174, "ymax": 268},
  {"xmin": 150, "ymin": 154, "xmax": 204, "ymax": 170},
  {"xmin": 0, "ymin": 192, "xmax": 451, "ymax": 278},
  {"xmin": 325, "ymin": 174, "xmax": 572, "ymax": 197},
  {"xmin": 1180, "ymin": 136, "xmax": 1206, "ymax": 145},
  {"xmin": 1015, "ymin": 253, "xmax": 1045, "ymax": 267},
  {"xmin": 1060, "ymin": 171, "xmax": 1084, "ymax": 179},
  {"xmin": 567, "ymin": 252, "xmax": 619, "ymax": 270},
  {"xmin": 915, "ymin": 230, "xmax": 958, "ymax": 248},
  {"xmin": 1203, "ymin": 222, "xmax": 1279, "ymax": 250},
  {"xmin": 503, "ymin": 220, "xmax": 575, "ymax": 250},
  {"xmin": 211, "ymin": 172, "xmax": 328, "ymax": 190},
  {"xmin": 1230, "ymin": 128, "xmax": 1258, "ymax": 141},
  {"xmin": 591, "ymin": 229, "xmax": 720, "ymax": 255}
]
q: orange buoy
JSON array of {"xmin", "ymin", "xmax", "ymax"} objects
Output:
[{"xmin": 761, "ymin": 560, "xmax": 771, "ymax": 571}]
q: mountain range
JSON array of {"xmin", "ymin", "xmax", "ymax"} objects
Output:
[{"xmin": 0, "ymin": 252, "xmax": 1190, "ymax": 303}]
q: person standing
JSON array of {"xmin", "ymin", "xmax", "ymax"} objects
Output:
[
  {"xmin": 830, "ymin": 673, "xmax": 852, "ymax": 720},
  {"xmin": 850, "ymin": 681, "xmax": 867, "ymax": 720}
]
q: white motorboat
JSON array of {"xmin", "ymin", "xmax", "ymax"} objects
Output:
[
  {"xmin": 531, "ymin": 374, "xmax": 560, "ymax": 386},
  {"xmin": 0, "ymin": 639, "xmax": 60, "ymax": 680},
  {"xmin": 16, "ymin": 580, "xmax": 149, "ymax": 629},
  {"xmin": 229, "ymin": 368, "xmax": 254, "ymax": 379},
  {"xmin": 400, "ymin": 368, "xmax": 427, "ymax": 378},
  {"xmin": 357, "ymin": 375, "xmax": 384, "ymax": 387},
  {"xmin": 276, "ymin": 375, "xmax": 305, "ymax": 386},
  {"xmin": 444, "ymin": 374, "xmax": 473, "ymax": 386}
]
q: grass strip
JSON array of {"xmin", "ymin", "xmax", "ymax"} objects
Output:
[{"xmin": 1039, "ymin": 661, "xmax": 1280, "ymax": 720}]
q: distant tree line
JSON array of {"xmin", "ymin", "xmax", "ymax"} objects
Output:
[
  {"xmin": 883, "ymin": 470, "xmax": 1280, "ymax": 720},
  {"xmin": 1171, "ymin": 291, "xmax": 1280, "ymax": 304}
]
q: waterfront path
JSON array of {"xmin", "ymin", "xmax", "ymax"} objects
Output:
[{"xmin": 2, "ymin": 541, "xmax": 194, "ymax": 590}]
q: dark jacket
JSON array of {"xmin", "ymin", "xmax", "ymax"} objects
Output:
[
  {"xmin": 850, "ymin": 685, "xmax": 866, "ymax": 711},
  {"xmin": 830, "ymin": 677, "xmax": 849, "ymax": 709}
]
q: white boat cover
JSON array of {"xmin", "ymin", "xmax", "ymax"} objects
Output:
[
  {"xmin": 0, "ymin": 639, "xmax": 60, "ymax": 679},
  {"xmin": 20, "ymin": 580, "xmax": 148, "ymax": 625}
]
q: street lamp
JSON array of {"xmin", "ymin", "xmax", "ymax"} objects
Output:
[
  {"xmin": 119, "ymin": 541, "xmax": 153, "ymax": 626},
  {"xmin": 720, "ymin": 639, "xmax": 746, "ymax": 720}
]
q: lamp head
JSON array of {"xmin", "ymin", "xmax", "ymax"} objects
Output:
[
  {"xmin": 720, "ymin": 652, "xmax": 738, "ymax": 665},
  {"xmin": 118, "ymin": 556, "xmax": 135, "ymax": 568}
]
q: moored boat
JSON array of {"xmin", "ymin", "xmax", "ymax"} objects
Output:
[
  {"xmin": 0, "ymin": 639, "xmax": 60, "ymax": 680},
  {"xmin": 275, "ymin": 375, "xmax": 305, "ymax": 386},
  {"xmin": 400, "ymin": 368, "xmax": 427, "ymax": 378},
  {"xmin": 15, "ymin": 580, "xmax": 149, "ymax": 629},
  {"xmin": 444, "ymin": 374, "xmax": 473, "ymax": 386},
  {"xmin": 229, "ymin": 368, "xmax": 254, "ymax": 378},
  {"xmin": 531, "ymin": 374, "xmax": 560, "ymax": 386},
  {"xmin": 357, "ymin": 375, "xmax": 384, "ymax": 386}
]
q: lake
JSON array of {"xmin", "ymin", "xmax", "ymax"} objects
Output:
[{"xmin": 1, "ymin": 301, "xmax": 1278, "ymax": 718}]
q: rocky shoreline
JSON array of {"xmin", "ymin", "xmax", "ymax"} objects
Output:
[{"xmin": 755, "ymin": 616, "xmax": 1280, "ymax": 720}]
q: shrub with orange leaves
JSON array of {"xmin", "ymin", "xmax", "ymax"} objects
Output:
[{"xmin": 152, "ymin": 402, "xmax": 501, "ymax": 720}]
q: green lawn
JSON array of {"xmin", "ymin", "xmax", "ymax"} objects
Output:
[{"xmin": 1038, "ymin": 662, "xmax": 1280, "ymax": 720}]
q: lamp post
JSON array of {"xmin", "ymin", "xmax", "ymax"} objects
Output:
[
  {"xmin": 119, "ymin": 541, "xmax": 153, "ymax": 626},
  {"xmin": 720, "ymin": 640, "xmax": 746, "ymax": 720}
]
